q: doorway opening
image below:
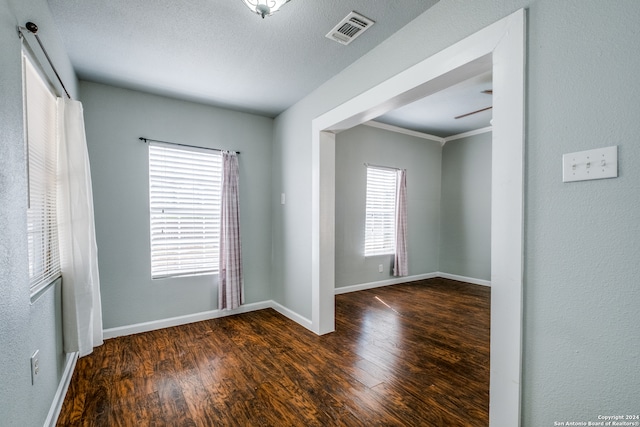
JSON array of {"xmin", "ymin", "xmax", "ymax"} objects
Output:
[{"xmin": 311, "ymin": 9, "xmax": 525, "ymax": 427}]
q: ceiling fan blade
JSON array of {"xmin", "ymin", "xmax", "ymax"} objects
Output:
[{"xmin": 454, "ymin": 106, "xmax": 493, "ymax": 120}]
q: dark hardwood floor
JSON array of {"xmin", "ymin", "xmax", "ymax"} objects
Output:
[{"xmin": 57, "ymin": 278, "xmax": 490, "ymax": 426}]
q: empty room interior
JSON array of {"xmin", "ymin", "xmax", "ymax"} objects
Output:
[{"xmin": 1, "ymin": 1, "xmax": 639, "ymax": 426}]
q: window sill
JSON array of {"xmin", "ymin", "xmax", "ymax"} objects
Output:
[
  {"xmin": 364, "ymin": 253, "xmax": 395, "ymax": 258},
  {"xmin": 30, "ymin": 274, "xmax": 62, "ymax": 304},
  {"xmin": 151, "ymin": 271, "xmax": 218, "ymax": 280}
]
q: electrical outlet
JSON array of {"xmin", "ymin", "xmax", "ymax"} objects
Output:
[
  {"xmin": 31, "ymin": 350, "xmax": 40, "ymax": 385},
  {"xmin": 378, "ymin": 264, "xmax": 383, "ymax": 273}
]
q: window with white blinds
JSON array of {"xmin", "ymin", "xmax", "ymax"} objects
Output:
[
  {"xmin": 149, "ymin": 143, "xmax": 222, "ymax": 279},
  {"xmin": 364, "ymin": 166, "xmax": 397, "ymax": 256},
  {"xmin": 24, "ymin": 54, "xmax": 61, "ymax": 295}
]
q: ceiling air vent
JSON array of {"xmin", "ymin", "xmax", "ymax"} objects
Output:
[{"xmin": 325, "ymin": 11, "xmax": 375, "ymax": 46}]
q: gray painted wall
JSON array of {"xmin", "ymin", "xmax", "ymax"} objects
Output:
[
  {"xmin": 334, "ymin": 125, "xmax": 441, "ymax": 287},
  {"xmin": 440, "ymin": 132, "xmax": 491, "ymax": 281},
  {"xmin": 0, "ymin": 0, "xmax": 78, "ymax": 425},
  {"xmin": 335, "ymin": 125, "xmax": 492, "ymax": 288},
  {"xmin": 80, "ymin": 81, "xmax": 273, "ymax": 329},
  {"xmin": 272, "ymin": 0, "xmax": 640, "ymax": 424}
]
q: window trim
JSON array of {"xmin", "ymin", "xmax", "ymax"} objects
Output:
[
  {"xmin": 148, "ymin": 142, "xmax": 222, "ymax": 279},
  {"xmin": 23, "ymin": 51, "xmax": 62, "ymax": 298},
  {"xmin": 364, "ymin": 165, "xmax": 398, "ymax": 257}
]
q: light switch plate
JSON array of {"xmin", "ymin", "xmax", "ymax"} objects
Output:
[
  {"xmin": 562, "ymin": 146, "xmax": 618, "ymax": 182},
  {"xmin": 31, "ymin": 349, "xmax": 40, "ymax": 385}
]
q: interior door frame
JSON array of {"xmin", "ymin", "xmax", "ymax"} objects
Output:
[{"xmin": 310, "ymin": 9, "xmax": 526, "ymax": 426}]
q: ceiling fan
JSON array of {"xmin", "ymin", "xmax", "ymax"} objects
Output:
[{"xmin": 454, "ymin": 89, "xmax": 493, "ymax": 119}]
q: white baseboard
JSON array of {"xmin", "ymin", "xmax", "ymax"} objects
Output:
[
  {"xmin": 103, "ymin": 273, "xmax": 488, "ymax": 340},
  {"xmin": 103, "ymin": 300, "xmax": 272, "ymax": 339},
  {"xmin": 102, "ymin": 300, "xmax": 314, "ymax": 339},
  {"xmin": 45, "ymin": 351, "xmax": 78, "ymax": 427},
  {"xmin": 436, "ymin": 272, "xmax": 491, "ymax": 287},
  {"xmin": 270, "ymin": 300, "xmax": 314, "ymax": 332},
  {"xmin": 334, "ymin": 272, "xmax": 438, "ymax": 295},
  {"xmin": 334, "ymin": 271, "xmax": 491, "ymax": 295}
]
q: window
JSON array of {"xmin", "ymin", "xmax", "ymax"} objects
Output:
[
  {"xmin": 364, "ymin": 166, "xmax": 397, "ymax": 256},
  {"xmin": 149, "ymin": 143, "xmax": 222, "ymax": 278},
  {"xmin": 24, "ymin": 53, "xmax": 61, "ymax": 295}
]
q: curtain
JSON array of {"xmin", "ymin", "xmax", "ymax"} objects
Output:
[
  {"xmin": 393, "ymin": 169, "xmax": 408, "ymax": 277},
  {"xmin": 56, "ymin": 98, "xmax": 103, "ymax": 357},
  {"xmin": 219, "ymin": 151, "xmax": 244, "ymax": 310}
]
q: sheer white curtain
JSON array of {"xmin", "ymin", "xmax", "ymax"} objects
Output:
[
  {"xmin": 218, "ymin": 151, "xmax": 244, "ymax": 310},
  {"xmin": 57, "ymin": 98, "xmax": 103, "ymax": 357},
  {"xmin": 393, "ymin": 169, "xmax": 408, "ymax": 277}
]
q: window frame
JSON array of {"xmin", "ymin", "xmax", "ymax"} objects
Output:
[
  {"xmin": 23, "ymin": 51, "xmax": 62, "ymax": 298},
  {"xmin": 148, "ymin": 142, "xmax": 222, "ymax": 279},
  {"xmin": 364, "ymin": 165, "xmax": 398, "ymax": 257}
]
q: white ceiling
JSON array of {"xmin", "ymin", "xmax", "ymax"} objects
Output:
[
  {"xmin": 374, "ymin": 71, "xmax": 493, "ymax": 137},
  {"xmin": 47, "ymin": 0, "xmax": 439, "ymax": 117}
]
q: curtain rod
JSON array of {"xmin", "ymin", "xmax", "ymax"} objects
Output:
[
  {"xmin": 364, "ymin": 162, "xmax": 401, "ymax": 171},
  {"xmin": 18, "ymin": 22, "xmax": 72, "ymax": 99},
  {"xmin": 139, "ymin": 137, "xmax": 240, "ymax": 154}
]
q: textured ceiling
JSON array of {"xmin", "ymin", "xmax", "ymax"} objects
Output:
[{"xmin": 48, "ymin": 0, "xmax": 439, "ymax": 117}]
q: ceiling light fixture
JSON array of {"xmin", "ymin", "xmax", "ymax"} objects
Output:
[{"xmin": 241, "ymin": 0, "xmax": 290, "ymax": 18}]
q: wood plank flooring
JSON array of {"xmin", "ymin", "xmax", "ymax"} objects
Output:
[{"xmin": 57, "ymin": 278, "xmax": 490, "ymax": 426}]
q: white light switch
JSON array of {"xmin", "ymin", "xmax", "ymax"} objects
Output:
[
  {"xmin": 562, "ymin": 146, "xmax": 618, "ymax": 182},
  {"xmin": 280, "ymin": 193, "xmax": 285, "ymax": 205}
]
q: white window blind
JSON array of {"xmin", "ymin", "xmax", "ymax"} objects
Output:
[
  {"xmin": 24, "ymin": 54, "xmax": 61, "ymax": 295},
  {"xmin": 149, "ymin": 143, "xmax": 222, "ymax": 278},
  {"xmin": 364, "ymin": 166, "xmax": 397, "ymax": 256}
]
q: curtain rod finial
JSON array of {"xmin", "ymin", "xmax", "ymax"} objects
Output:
[{"xmin": 25, "ymin": 22, "xmax": 38, "ymax": 34}]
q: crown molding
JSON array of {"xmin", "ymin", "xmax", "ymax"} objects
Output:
[{"xmin": 363, "ymin": 120, "xmax": 445, "ymax": 143}]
